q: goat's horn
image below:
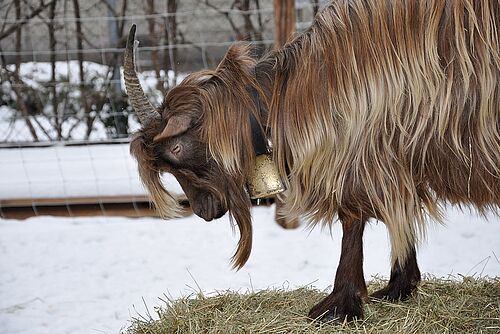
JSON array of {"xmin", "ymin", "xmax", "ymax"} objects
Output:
[{"xmin": 123, "ymin": 24, "xmax": 159, "ymax": 124}]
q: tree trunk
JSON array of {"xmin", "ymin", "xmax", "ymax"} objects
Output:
[
  {"xmin": 311, "ymin": 0, "xmax": 319, "ymax": 17},
  {"xmin": 14, "ymin": 0, "xmax": 39, "ymax": 141},
  {"xmin": 254, "ymin": 0, "xmax": 264, "ymax": 32},
  {"xmin": 165, "ymin": 0, "xmax": 177, "ymax": 88},
  {"xmin": 241, "ymin": 0, "xmax": 265, "ymax": 56},
  {"xmin": 146, "ymin": 0, "xmax": 162, "ymax": 91},
  {"xmin": 0, "ymin": 1, "xmax": 55, "ymax": 42},
  {"xmin": 48, "ymin": 0, "xmax": 61, "ymax": 140},
  {"xmin": 72, "ymin": 0, "xmax": 92, "ymax": 139},
  {"xmin": 117, "ymin": 0, "xmax": 128, "ymax": 37}
]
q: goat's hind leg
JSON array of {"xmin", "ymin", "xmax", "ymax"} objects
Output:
[{"xmin": 371, "ymin": 246, "xmax": 421, "ymax": 301}]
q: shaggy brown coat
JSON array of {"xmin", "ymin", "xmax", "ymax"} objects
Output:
[{"xmin": 131, "ymin": 0, "xmax": 499, "ymax": 281}]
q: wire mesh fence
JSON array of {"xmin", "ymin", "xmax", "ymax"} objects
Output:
[
  {"xmin": 0, "ymin": 0, "xmax": 326, "ymax": 219},
  {"xmin": 0, "ymin": 0, "xmax": 326, "ymax": 146}
]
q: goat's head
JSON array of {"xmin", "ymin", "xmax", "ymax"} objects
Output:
[{"xmin": 125, "ymin": 25, "xmax": 266, "ymax": 268}]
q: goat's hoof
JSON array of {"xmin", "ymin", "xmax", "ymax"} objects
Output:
[
  {"xmin": 308, "ymin": 302, "xmax": 362, "ymax": 323},
  {"xmin": 371, "ymin": 282, "xmax": 417, "ymax": 302},
  {"xmin": 371, "ymin": 286, "xmax": 398, "ymax": 301}
]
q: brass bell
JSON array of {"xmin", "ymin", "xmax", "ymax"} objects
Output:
[{"xmin": 247, "ymin": 154, "xmax": 285, "ymax": 199}]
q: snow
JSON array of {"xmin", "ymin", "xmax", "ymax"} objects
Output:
[
  {"xmin": 0, "ymin": 144, "xmax": 498, "ymax": 333},
  {"xmin": 0, "ymin": 207, "xmax": 499, "ymax": 334},
  {"xmin": 1, "ymin": 61, "xmax": 185, "ymax": 143},
  {"xmin": 2, "ymin": 54, "xmax": 497, "ymax": 333},
  {"xmin": 0, "ymin": 144, "xmax": 183, "ymax": 199},
  {"xmin": 4, "ymin": 61, "xmax": 181, "ymax": 96}
]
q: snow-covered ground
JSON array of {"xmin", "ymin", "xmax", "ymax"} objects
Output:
[
  {"xmin": 1, "ymin": 61, "xmax": 183, "ymax": 143},
  {"xmin": 0, "ymin": 144, "xmax": 499, "ymax": 334},
  {"xmin": 0, "ymin": 144, "xmax": 182, "ymax": 199},
  {"xmin": 0, "ymin": 207, "xmax": 499, "ymax": 334}
]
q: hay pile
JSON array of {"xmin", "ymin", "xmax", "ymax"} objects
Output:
[{"xmin": 125, "ymin": 277, "xmax": 500, "ymax": 333}]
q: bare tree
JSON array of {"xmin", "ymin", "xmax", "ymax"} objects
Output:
[
  {"xmin": 47, "ymin": 0, "xmax": 63, "ymax": 139},
  {"xmin": 201, "ymin": 0, "xmax": 268, "ymax": 52},
  {"xmin": 71, "ymin": 0, "xmax": 93, "ymax": 138},
  {"xmin": 89, "ymin": 0, "xmax": 130, "ymax": 139},
  {"xmin": 311, "ymin": 0, "xmax": 319, "ymax": 17},
  {"xmin": 164, "ymin": 0, "xmax": 178, "ymax": 88},
  {"xmin": 12, "ymin": 0, "xmax": 39, "ymax": 141},
  {"xmin": 0, "ymin": 0, "xmax": 55, "ymax": 41},
  {"xmin": 145, "ymin": 0, "xmax": 163, "ymax": 91},
  {"xmin": 237, "ymin": 0, "xmax": 267, "ymax": 55},
  {"xmin": 238, "ymin": 0, "xmax": 262, "ymax": 41}
]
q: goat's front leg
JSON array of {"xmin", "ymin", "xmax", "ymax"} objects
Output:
[{"xmin": 308, "ymin": 215, "xmax": 367, "ymax": 322}]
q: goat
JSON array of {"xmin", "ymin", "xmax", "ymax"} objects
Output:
[{"xmin": 125, "ymin": 0, "xmax": 499, "ymax": 321}]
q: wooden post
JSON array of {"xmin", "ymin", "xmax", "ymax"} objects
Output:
[
  {"xmin": 273, "ymin": 0, "xmax": 296, "ymax": 48},
  {"xmin": 272, "ymin": 0, "xmax": 298, "ymax": 230}
]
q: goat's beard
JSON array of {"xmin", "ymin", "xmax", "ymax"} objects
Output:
[
  {"xmin": 175, "ymin": 168, "xmax": 253, "ymax": 270},
  {"xmin": 224, "ymin": 175, "xmax": 253, "ymax": 270}
]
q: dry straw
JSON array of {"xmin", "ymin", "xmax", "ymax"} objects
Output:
[{"xmin": 125, "ymin": 277, "xmax": 500, "ymax": 334}]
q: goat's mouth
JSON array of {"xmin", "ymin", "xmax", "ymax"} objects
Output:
[{"xmin": 191, "ymin": 193, "xmax": 228, "ymax": 221}]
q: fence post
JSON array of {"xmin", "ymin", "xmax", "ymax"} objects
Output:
[
  {"xmin": 273, "ymin": 0, "xmax": 299, "ymax": 230},
  {"xmin": 273, "ymin": 0, "xmax": 296, "ymax": 48}
]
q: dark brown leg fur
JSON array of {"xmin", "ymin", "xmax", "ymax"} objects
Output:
[
  {"xmin": 371, "ymin": 247, "xmax": 421, "ymax": 301},
  {"xmin": 308, "ymin": 215, "xmax": 367, "ymax": 322}
]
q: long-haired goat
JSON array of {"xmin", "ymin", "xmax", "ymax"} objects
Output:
[{"xmin": 125, "ymin": 0, "xmax": 499, "ymax": 321}]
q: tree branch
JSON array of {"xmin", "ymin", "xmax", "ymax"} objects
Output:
[
  {"xmin": 0, "ymin": 0, "xmax": 55, "ymax": 41},
  {"xmin": 98, "ymin": 0, "xmax": 117, "ymax": 17},
  {"xmin": 200, "ymin": 0, "xmax": 242, "ymax": 39}
]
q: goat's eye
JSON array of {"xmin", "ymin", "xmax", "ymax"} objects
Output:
[{"xmin": 171, "ymin": 144, "xmax": 182, "ymax": 156}]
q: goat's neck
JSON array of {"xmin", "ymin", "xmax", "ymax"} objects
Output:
[{"xmin": 253, "ymin": 58, "xmax": 278, "ymax": 125}]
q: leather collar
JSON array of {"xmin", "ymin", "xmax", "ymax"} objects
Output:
[{"xmin": 248, "ymin": 86, "xmax": 269, "ymax": 155}]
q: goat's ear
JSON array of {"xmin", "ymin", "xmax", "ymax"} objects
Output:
[
  {"xmin": 215, "ymin": 43, "xmax": 254, "ymax": 75},
  {"xmin": 153, "ymin": 114, "xmax": 192, "ymax": 142}
]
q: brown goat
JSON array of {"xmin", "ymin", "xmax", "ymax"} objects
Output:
[{"xmin": 126, "ymin": 0, "xmax": 499, "ymax": 322}]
